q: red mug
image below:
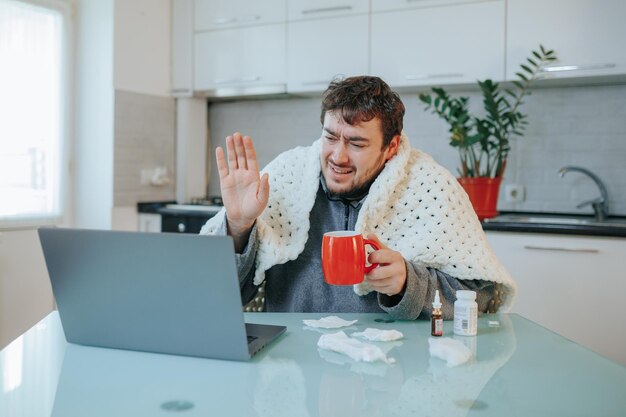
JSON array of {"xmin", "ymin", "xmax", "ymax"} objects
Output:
[{"xmin": 321, "ymin": 231, "xmax": 380, "ymax": 285}]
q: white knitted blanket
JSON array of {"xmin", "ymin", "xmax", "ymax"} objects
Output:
[{"xmin": 201, "ymin": 134, "xmax": 516, "ymax": 309}]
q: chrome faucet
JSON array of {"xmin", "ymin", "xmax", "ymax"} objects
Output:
[{"xmin": 558, "ymin": 166, "xmax": 609, "ymax": 221}]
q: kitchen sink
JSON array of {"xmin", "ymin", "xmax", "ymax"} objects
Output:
[{"xmin": 485, "ymin": 214, "xmax": 626, "ymax": 228}]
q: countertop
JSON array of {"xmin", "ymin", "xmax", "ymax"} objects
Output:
[
  {"xmin": 482, "ymin": 211, "xmax": 626, "ymax": 238},
  {"xmin": 138, "ymin": 202, "xmax": 626, "ymax": 238}
]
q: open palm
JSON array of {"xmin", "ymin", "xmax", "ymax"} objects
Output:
[{"xmin": 216, "ymin": 133, "xmax": 269, "ymax": 233}]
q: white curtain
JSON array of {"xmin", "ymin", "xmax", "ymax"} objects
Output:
[{"xmin": 0, "ymin": 0, "xmax": 67, "ymax": 227}]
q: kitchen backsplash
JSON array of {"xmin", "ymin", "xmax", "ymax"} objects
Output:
[
  {"xmin": 114, "ymin": 90, "xmax": 176, "ymax": 206},
  {"xmin": 207, "ymin": 83, "xmax": 626, "ymax": 216}
]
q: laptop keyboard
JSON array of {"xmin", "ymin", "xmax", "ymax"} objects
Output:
[{"xmin": 247, "ymin": 335, "xmax": 258, "ymax": 344}]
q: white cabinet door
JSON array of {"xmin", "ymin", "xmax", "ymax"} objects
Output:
[
  {"xmin": 371, "ymin": 1, "xmax": 505, "ymax": 87},
  {"xmin": 288, "ymin": 0, "xmax": 369, "ymax": 21},
  {"xmin": 194, "ymin": 0, "xmax": 286, "ymax": 31},
  {"xmin": 287, "ymin": 15, "xmax": 369, "ymax": 93},
  {"xmin": 487, "ymin": 231, "xmax": 626, "ymax": 365},
  {"xmin": 507, "ymin": 0, "xmax": 626, "ymax": 80},
  {"xmin": 138, "ymin": 213, "xmax": 162, "ymax": 232},
  {"xmin": 194, "ymin": 24, "xmax": 287, "ymax": 97},
  {"xmin": 372, "ymin": 0, "xmax": 484, "ymax": 13},
  {"xmin": 171, "ymin": 0, "xmax": 193, "ymax": 97}
]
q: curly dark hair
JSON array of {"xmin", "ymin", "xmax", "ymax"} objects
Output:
[{"xmin": 320, "ymin": 76, "xmax": 405, "ymax": 148}]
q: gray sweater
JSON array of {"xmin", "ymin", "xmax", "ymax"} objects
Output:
[{"xmin": 219, "ymin": 179, "xmax": 494, "ymax": 320}]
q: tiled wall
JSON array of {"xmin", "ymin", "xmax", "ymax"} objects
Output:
[
  {"xmin": 207, "ymin": 83, "xmax": 626, "ymax": 216},
  {"xmin": 114, "ymin": 90, "xmax": 176, "ymax": 206}
]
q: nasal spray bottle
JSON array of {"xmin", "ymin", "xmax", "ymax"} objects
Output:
[{"xmin": 431, "ymin": 290, "xmax": 443, "ymax": 337}]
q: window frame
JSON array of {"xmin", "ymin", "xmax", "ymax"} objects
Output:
[{"xmin": 0, "ymin": 0, "xmax": 73, "ymax": 231}]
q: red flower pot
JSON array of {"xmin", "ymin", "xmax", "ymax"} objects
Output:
[{"xmin": 458, "ymin": 177, "xmax": 502, "ymax": 221}]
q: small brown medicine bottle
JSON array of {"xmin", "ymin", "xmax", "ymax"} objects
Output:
[{"xmin": 431, "ymin": 290, "xmax": 443, "ymax": 337}]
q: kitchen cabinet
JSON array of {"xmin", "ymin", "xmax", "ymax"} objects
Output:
[
  {"xmin": 507, "ymin": 0, "xmax": 626, "ymax": 80},
  {"xmin": 371, "ymin": 0, "xmax": 485, "ymax": 13},
  {"xmin": 171, "ymin": 0, "xmax": 193, "ymax": 97},
  {"xmin": 194, "ymin": 0, "xmax": 286, "ymax": 31},
  {"xmin": 370, "ymin": 1, "xmax": 505, "ymax": 87},
  {"xmin": 138, "ymin": 213, "xmax": 161, "ymax": 233},
  {"xmin": 194, "ymin": 24, "xmax": 287, "ymax": 97},
  {"xmin": 486, "ymin": 231, "xmax": 626, "ymax": 365},
  {"xmin": 287, "ymin": 15, "xmax": 369, "ymax": 93},
  {"xmin": 173, "ymin": 0, "xmax": 626, "ymax": 99},
  {"xmin": 287, "ymin": 0, "xmax": 369, "ymax": 21}
]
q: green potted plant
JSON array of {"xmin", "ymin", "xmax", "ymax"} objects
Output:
[{"xmin": 419, "ymin": 45, "xmax": 557, "ymax": 220}]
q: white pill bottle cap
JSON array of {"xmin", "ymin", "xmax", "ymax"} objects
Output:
[{"xmin": 456, "ymin": 290, "xmax": 477, "ymax": 300}]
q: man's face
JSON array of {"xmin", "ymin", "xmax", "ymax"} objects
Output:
[{"xmin": 320, "ymin": 111, "xmax": 399, "ymax": 199}]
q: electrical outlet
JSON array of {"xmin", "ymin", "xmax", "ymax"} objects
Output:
[{"xmin": 504, "ymin": 184, "xmax": 525, "ymax": 203}]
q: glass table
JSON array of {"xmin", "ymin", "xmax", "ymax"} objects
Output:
[{"xmin": 1, "ymin": 311, "xmax": 624, "ymax": 416}]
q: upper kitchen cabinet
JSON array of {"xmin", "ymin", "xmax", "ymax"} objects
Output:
[
  {"xmin": 371, "ymin": 0, "xmax": 484, "ymax": 13},
  {"xmin": 194, "ymin": 0, "xmax": 286, "ymax": 31},
  {"xmin": 194, "ymin": 25, "xmax": 287, "ymax": 97},
  {"xmin": 371, "ymin": 1, "xmax": 505, "ymax": 88},
  {"xmin": 507, "ymin": 0, "xmax": 626, "ymax": 80},
  {"xmin": 171, "ymin": 0, "xmax": 193, "ymax": 97},
  {"xmin": 288, "ymin": 0, "xmax": 369, "ymax": 21},
  {"xmin": 287, "ymin": 15, "xmax": 369, "ymax": 93}
]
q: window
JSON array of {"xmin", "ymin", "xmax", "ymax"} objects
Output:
[{"xmin": 0, "ymin": 0, "xmax": 70, "ymax": 229}]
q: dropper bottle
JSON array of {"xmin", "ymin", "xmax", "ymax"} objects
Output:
[{"xmin": 431, "ymin": 290, "xmax": 443, "ymax": 337}]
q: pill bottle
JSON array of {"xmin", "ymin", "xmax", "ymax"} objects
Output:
[{"xmin": 453, "ymin": 290, "xmax": 477, "ymax": 336}]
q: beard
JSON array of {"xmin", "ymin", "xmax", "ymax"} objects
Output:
[{"xmin": 324, "ymin": 152, "xmax": 387, "ymax": 200}]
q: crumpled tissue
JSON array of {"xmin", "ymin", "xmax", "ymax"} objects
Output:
[
  {"xmin": 302, "ymin": 316, "xmax": 358, "ymax": 329},
  {"xmin": 351, "ymin": 328, "xmax": 404, "ymax": 342},
  {"xmin": 428, "ymin": 337, "xmax": 473, "ymax": 367},
  {"xmin": 318, "ymin": 331, "xmax": 396, "ymax": 364}
]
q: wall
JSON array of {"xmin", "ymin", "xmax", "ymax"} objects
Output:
[
  {"xmin": 113, "ymin": 0, "xmax": 171, "ymax": 98},
  {"xmin": 73, "ymin": 0, "xmax": 115, "ymax": 230},
  {"xmin": 111, "ymin": 0, "xmax": 173, "ymax": 230},
  {"xmin": 0, "ymin": 230, "xmax": 54, "ymax": 349},
  {"xmin": 114, "ymin": 90, "xmax": 176, "ymax": 207},
  {"xmin": 207, "ymin": 83, "xmax": 626, "ymax": 216}
]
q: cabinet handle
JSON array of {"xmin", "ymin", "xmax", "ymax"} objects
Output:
[
  {"xmin": 541, "ymin": 63, "xmax": 616, "ymax": 73},
  {"xmin": 523, "ymin": 245, "xmax": 599, "ymax": 254},
  {"xmin": 405, "ymin": 73, "xmax": 464, "ymax": 80},
  {"xmin": 213, "ymin": 15, "xmax": 261, "ymax": 25},
  {"xmin": 302, "ymin": 6, "xmax": 353, "ymax": 15},
  {"xmin": 214, "ymin": 76, "xmax": 261, "ymax": 84},
  {"xmin": 171, "ymin": 88, "xmax": 191, "ymax": 93}
]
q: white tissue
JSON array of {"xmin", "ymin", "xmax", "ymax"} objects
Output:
[
  {"xmin": 428, "ymin": 337, "xmax": 473, "ymax": 367},
  {"xmin": 318, "ymin": 331, "xmax": 396, "ymax": 364},
  {"xmin": 302, "ymin": 316, "xmax": 358, "ymax": 329},
  {"xmin": 351, "ymin": 328, "xmax": 404, "ymax": 342}
]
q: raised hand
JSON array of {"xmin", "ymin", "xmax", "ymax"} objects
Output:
[{"xmin": 216, "ymin": 133, "xmax": 269, "ymax": 249}]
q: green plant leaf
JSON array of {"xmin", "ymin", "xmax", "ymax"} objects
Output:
[{"xmin": 417, "ymin": 45, "xmax": 557, "ymax": 178}]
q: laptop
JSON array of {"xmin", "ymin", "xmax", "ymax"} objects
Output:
[{"xmin": 38, "ymin": 227, "xmax": 286, "ymax": 361}]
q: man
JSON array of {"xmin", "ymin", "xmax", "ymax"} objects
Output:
[{"xmin": 201, "ymin": 76, "xmax": 515, "ymax": 320}]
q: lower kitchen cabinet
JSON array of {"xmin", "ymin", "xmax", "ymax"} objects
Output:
[
  {"xmin": 159, "ymin": 210, "xmax": 214, "ymax": 234},
  {"xmin": 486, "ymin": 231, "xmax": 626, "ymax": 365}
]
